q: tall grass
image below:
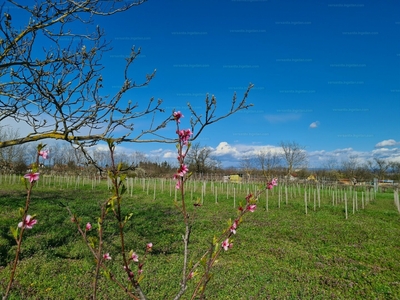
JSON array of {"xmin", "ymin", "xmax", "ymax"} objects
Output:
[{"xmin": 1, "ymin": 177, "xmax": 399, "ymax": 299}]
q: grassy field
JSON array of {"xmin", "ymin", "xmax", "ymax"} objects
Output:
[{"xmin": 0, "ymin": 176, "xmax": 399, "ymax": 299}]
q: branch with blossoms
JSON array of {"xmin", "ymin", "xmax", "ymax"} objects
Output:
[
  {"xmin": 171, "ymin": 110, "xmax": 278, "ymax": 299},
  {"xmin": 189, "ymin": 179, "xmax": 277, "ymax": 299},
  {"xmin": 66, "ymin": 205, "xmax": 143, "ymax": 300},
  {"xmin": 3, "ymin": 144, "xmax": 49, "ymax": 300},
  {"xmin": 66, "ymin": 139, "xmax": 152, "ymax": 300},
  {"xmin": 171, "ymin": 111, "xmax": 194, "ymax": 299}
]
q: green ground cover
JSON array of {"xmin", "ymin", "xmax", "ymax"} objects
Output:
[{"xmin": 0, "ymin": 177, "xmax": 399, "ymax": 299}]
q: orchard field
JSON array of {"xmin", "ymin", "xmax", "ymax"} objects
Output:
[{"xmin": 1, "ymin": 175, "xmax": 399, "ymax": 299}]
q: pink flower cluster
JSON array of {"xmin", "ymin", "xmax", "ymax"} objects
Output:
[
  {"xmin": 126, "ymin": 243, "xmax": 153, "ymax": 278},
  {"xmin": 39, "ymin": 150, "xmax": 49, "ymax": 159},
  {"xmin": 267, "ymin": 178, "xmax": 278, "ymax": 190},
  {"xmin": 98, "ymin": 239, "xmax": 153, "ymax": 267},
  {"xmin": 176, "ymin": 129, "xmax": 192, "ymax": 146},
  {"xmin": 222, "ymin": 238, "xmax": 233, "ymax": 251},
  {"xmin": 86, "ymin": 222, "xmax": 92, "ymax": 231},
  {"xmin": 173, "ymin": 164, "xmax": 189, "ymax": 189},
  {"xmin": 175, "ymin": 164, "xmax": 189, "ymax": 177},
  {"xmin": 229, "ymin": 219, "xmax": 239, "ymax": 234},
  {"xmin": 24, "ymin": 173, "xmax": 39, "ymax": 183},
  {"xmin": 173, "ymin": 111, "xmax": 192, "ymax": 189},
  {"xmin": 173, "ymin": 111, "xmax": 183, "ymax": 123},
  {"xmin": 18, "ymin": 215, "xmax": 37, "ymax": 229},
  {"xmin": 239, "ymin": 193, "xmax": 257, "ymax": 212},
  {"xmin": 131, "ymin": 252, "xmax": 139, "ymax": 262},
  {"xmin": 23, "ymin": 148, "xmax": 50, "ymax": 183}
]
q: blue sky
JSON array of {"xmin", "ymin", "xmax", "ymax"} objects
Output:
[{"xmin": 8, "ymin": 0, "xmax": 400, "ymax": 168}]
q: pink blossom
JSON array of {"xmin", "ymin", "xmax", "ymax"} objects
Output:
[
  {"xmin": 86, "ymin": 222, "xmax": 92, "ymax": 231},
  {"xmin": 178, "ymin": 164, "xmax": 189, "ymax": 176},
  {"xmin": 175, "ymin": 179, "xmax": 181, "ymax": 190},
  {"xmin": 39, "ymin": 150, "xmax": 49, "ymax": 159},
  {"xmin": 174, "ymin": 164, "xmax": 188, "ymax": 188},
  {"xmin": 18, "ymin": 215, "xmax": 37, "ymax": 229},
  {"xmin": 230, "ymin": 220, "xmax": 238, "ymax": 234},
  {"xmin": 24, "ymin": 172, "xmax": 40, "ymax": 183},
  {"xmin": 103, "ymin": 253, "xmax": 111, "ymax": 260},
  {"xmin": 173, "ymin": 111, "xmax": 184, "ymax": 123},
  {"xmin": 247, "ymin": 204, "xmax": 257, "ymax": 212},
  {"xmin": 146, "ymin": 243, "xmax": 153, "ymax": 249},
  {"xmin": 245, "ymin": 193, "xmax": 253, "ymax": 202},
  {"xmin": 267, "ymin": 178, "xmax": 278, "ymax": 189},
  {"xmin": 131, "ymin": 252, "xmax": 139, "ymax": 262},
  {"xmin": 177, "ymin": 129, "xmax": 192, "ymax": 145},
  {"xmin": 124, "ymin": 266, "xmax": 134, "ymax": 278},
  {"xmin": 221, "ymin": 238, "xmax": 233, "ymax": 251}
]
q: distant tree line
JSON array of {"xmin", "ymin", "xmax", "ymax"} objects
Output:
[{"xmin": 1, "ymin": 128, "xmax": 399, "ymax": 182}]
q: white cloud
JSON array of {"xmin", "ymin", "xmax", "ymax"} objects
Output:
[
  {"xmin": 332, "ymin": 147, "xmax": 353, "ymax": 154},
  {"xmin": 78, "ymin": 141, "xmax": 400, "ymax": 169},
  {"xmin": 94, "ymin": 145, "xmax": 109, "ymax": 152},
  {"xmin": 150, "ymin": 148, "xmax": 164, "ymax": 154},
  {"xmin": 309, "ymin": 121, "xmax": 320, "ymax": 128},
  {"xmin": 163, "ymin": 151, "xmax": 176, "ymax": 159},
  {"xmin": 371, "ymin": 147, "xmax": 400, "ymax": 160},
  {"xmin": 206, "ymin": 142, "xmax": 284, "ymax": 167},
  {"xmin": 212, "ymin": 142, "xmax": 282, "ymax": 159},
  {"xmin": 214, "ymin": 142, "xmax": 240, "ymax": 157},
  {"xmin": 375, "ymin": 139, "xmax": 398, "ymax": 148}
]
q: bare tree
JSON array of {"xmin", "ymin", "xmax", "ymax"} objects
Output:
[
  {"xmin": 0, "ymin": 0, "xmax": 253, "ymax": 151},
  {"xmin": 323, "ymin": 158, "xmax": 339, "ymax": 171},
  {"xmin": 256, "ymin": 149, "xmax": 280, "ymax": 180},
  {"xmin": 367, "ymin": 157, "xmax": 391, "ymax": 181},
  {"xmin": 91, "ymin": 148, "xmax": 111, "ymax": 168},
  {"xmin": 186, "ymin": 142, "xmax": 216, "ymax": 174},
  {"xmin": 239, "ymin": 154, "xmax": 256, "ymax": 182},
  {"xmin": 0, "ymin": 127, "xmax": 25, "ymax": 170},
  {"xmin": 280, "ymin": 141, "xmax": 308, "ymax": 180},
  {"xmin": 340, "ymin": 155, "xmax": 360, "ymax": 179},
  {"xmin": 0, "ymin": 128, "xmax": 16, "ymax": 159},
  {"xmin": 129, "ymin": 151, "xmax": 148, "ymax": 167},
  {"xmin": 389, "ymin": 161, "xmax": 400, "ymax": 181},
  {"xmin": 318, "ymin": 158, "xmax": 340, "ymax": 181}
]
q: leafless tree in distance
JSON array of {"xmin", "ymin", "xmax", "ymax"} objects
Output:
[
  {"xmin": 256, "ymin": 148, "xmax": 280, "ymax": 180},
  {"xmin": 280, "ymin": 141, "xmax": 308, "ymax": 181}
]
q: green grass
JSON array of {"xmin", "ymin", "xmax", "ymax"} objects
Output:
[{"xmin": 0, "ymin": 177, "xmax": 399, "ymax": 299}]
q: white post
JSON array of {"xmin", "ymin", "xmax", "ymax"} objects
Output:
[
  {"xmin": 285, "ymin": 186, "xmax": 288, "ymax": 205},
  {"xmin": 233, "ymin": 187, "xmax": 236, "ymax": 208},
  {"xmin": 361, "ymin": 192, "xmax": 364, "ymax": 209},
  {"xmin": 201, "ymin": 184, "xmax": 204, "ymax": 205},
  {"xmin": 153, "ymin": 180, "xmax": 156, "ymax": 200},
  {"xmin": 313, "ymin": 190, "xmax": 316, "ymax": 211},
  {"xmin": 304, "ymin": 190, "xmax": 308, "ymax": 215},
  {"xmin": 318, "ymin": 187, "xmax": 321, "ymax": 208}
]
